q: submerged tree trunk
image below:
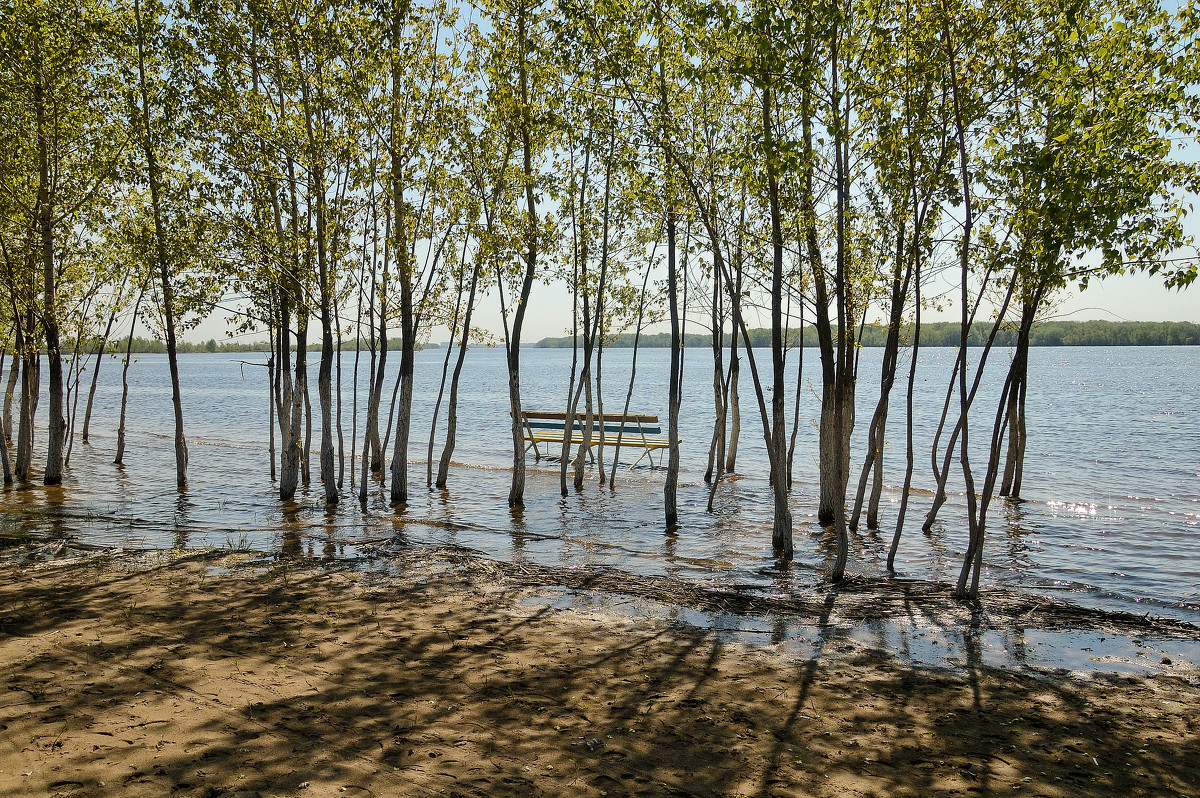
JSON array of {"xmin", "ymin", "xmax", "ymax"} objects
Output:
[
  {"xmin": 437, "ymin": 252, "xmax": 482, "ymax": 490},
  {"xmin": 115, "ymin": 287, "xmax": 146, "ymax": 467},
  {"xmin": 850, "ymin": 228, "xmax": 911, "ymax": 530},
  {"xmin": 762, "ymin": 82, "xmax": 793, "ymax": 559},
  {"xmin": 1000, "ymin": 297, "xmax": 1037, "ymax": 498},
  {"xmin": 388, "ymin": 130, "xmax": 415, "ymax": 507},
  {"xmin": 664, "ymin": 207, "xmax": 682, "ymax": 528},
  {"xmin": 429, "ymin": 240, "xmax": 470, "ymax": 488},
  {"xmin": 505, "ymin": 3, "xmax": 540, "ymax": 509},
  {"xmin": 15, "ymin": 320, "xmax": 39, "ymax": 482},
  {"xmin": 724, "ymin": 252, "xmax": 742, "ymax": 474},
  {"xmin": 610, "ymin": 242, "xmax": 657, "ymax": 488},
  {"xmin": 888, "ymin": 250, "xmax": 922, "ymax": 571},
  {"xmin": 82, "ymin": 277, "xmax": 127, "ymax": 445},
  {"xmin": 0, "ymin": 350, "xmax": 10, "ymax": 485},
  {"xmin": 315, "ymin": 182, "xmax": 338, "ymax": 506},
  {"xmin": 134, "ymin": 0, "xmax": 186, "ymax": 488},
  {"xmin": 302, "ymin": 368, "xmax": 312, "ymax": 486},
  {"xmin": 3, "ymin": 346, "xmax": 16, "ymax": 445},
  {"xmin": 705, "ymin": 258, "xmax": 724, "ymax": 485},
  {"xmin": 35, "ymin": 68, "xmax": 66, "ymax": 486},
  {"xmin": 786, "ymin": 305, "xmax": 805, "ymax": 490}
]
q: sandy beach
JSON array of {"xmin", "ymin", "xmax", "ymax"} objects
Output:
[{"xmin": 1, "ymin": 547, "xmax": 1197, "ymax": 798}]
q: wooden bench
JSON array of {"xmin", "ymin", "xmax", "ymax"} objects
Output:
[{"xmin": 519, "ymin": 410, "xmax": 673, "ymax": 468}]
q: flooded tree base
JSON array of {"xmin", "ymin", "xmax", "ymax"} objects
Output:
[{"xmin": 1, "ymin": 544, "xmax": 1198, "ymax": 798}]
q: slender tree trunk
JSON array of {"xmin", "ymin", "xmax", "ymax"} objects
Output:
[
  {"xmin": 725, "ymin": 292, "xmax": 741, "ymax": 473},
  {"xmin": 268, "ymin": 352, "xmax": 276, "ymax": 481},
  {"xmin": 429, "ymin": 239, "xmax": 470, "ymax": 488},
  {"xmin": 134, "ymin": 0, "xmax": 186, "ymax": 488},
  {"xmin": 302, "ymin": 365, "xmax": 312, "ymax": 486},
  {"xmin": 388, "ymin": 137, "xmax": 415, "ymax": 507},
  {"xmin": 2, "ymin": 344, "xmax": 16, "ymax": 444},
  {"xmin": 316, "ymin": 184, "xmax": 338, "ymax": 505},
  {"xmin": 705, "ymin": 260, "xmax": 724, "ymax": 484},
  {"xmin": 82, "ymin": 275, "xmax": 127, "ymax": 445},
  {"xmin": 610, "ymin": 242, "xmax": 657, "ymax": 487},
  {"xmin": 115, "ymin": 287, "xmax": 146, "ymax": 466},
  {"xmin": 506, "ymin": 2, "xmax": 539, "ymax": 508},
  {"xmin": 1000, "ymin": 298, "xmax": 1035, "ymax": 498},
  {"xmin": 786, "ymin": 305, "xmax": 805, "ymax": 490},
  {"xmin": 34, "ymin": 65, "xmax": 66, "ymax": 486},
  {"xmin": 851, "ymin": 228, "xmax": 911, "ymax": 530},
  {"xmin": 64, "ymin": 338, "xmax": 84, "ymax": 466},
  {"xmin": 724, "ymin": 200, "xmax": 745, "ymax": 476},
  {"xmin": 828, "ymin": 24, "xmax": 854, "ymax": 581},
  {"xmin": 560, "ymin": 187, "xmax": 584, "ymax": 493},
  {"xmin": 664, "ymin": 206, "xmax": 681, "ymax": 528},
  {"xmin": 0, "ymin": 349, "xmax": 10, "ymax": 486},
  {"xmin": 762, "ymin": 82, "xmax": 793, "ymax": 559},
  {"xmin": 889, "ymin": 248, "xmax": 922, "ymax": 570},
  {"xmin": 437, "ymin": 251, "xmax": 482, "ymax": 489},
  {"xmin": 366, "ymin": 202, "xmax": 388, "ymax": 477}
]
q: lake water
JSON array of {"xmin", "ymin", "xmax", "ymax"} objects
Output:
[{"xmin": 3, "ymin": 344, "xmax": 1198, "ymax": 634}]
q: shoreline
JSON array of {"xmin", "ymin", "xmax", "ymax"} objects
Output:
[{"xmin": 2, "ymin": 546, "xmax": 1198, "ymax": 797}]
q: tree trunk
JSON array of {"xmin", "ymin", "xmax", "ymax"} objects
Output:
[
  {"xmin": 705, "ymin": 251, "xmax": 724, "ymax": 485},
  {"xmin": 302, "ymin": 364, "xmax": 312, "ymax": 486},
  {"xmin": 664, "ymin": 207, "xmax": 681, "ymax": 528},
  {"xmin": 82, "ymin": 277, "xmax": 127, "ymax": 445},
  {"xmin": 34, "ymin": 68, "xmax": 66, "ymax": 486},
  {"xmin": 2, "ymin": 345, "xmax": 16, "ymax": 444},
  {"xmin": 850, "ymin": 229, "xmax": 911, "ymax": 530},
  {"xmin": 786, "ymin": 306, "xmax": 805, "ymax": 490},
  {"xmin": 15, "ymin": 322, "xmax": 38, "ymax": 482},
  {"xmin": 315, "ymin": 185, "xmax": 338, "ymax": 506},
  {"xmin": 115, "ymin": 287, "xmax": 145, "ymax": 467},
  {"xmin": 134, "ymin": 0, "xmax": 186, "ymax": 488},
  {"xmin": 1000, "ymin": 298, "xmax": 1035, "ymax": 498},
  {"xmin": 0, "ymin": 350, "xmax": 10, "ymax": 485},
  {"xmin": 429, "ymin": 239, "xmax": 469, "ymax": 488},
  {"xmin": 388, "ymin": 79, "xmax": 415, "ymax": 506},
  {"xmin": 367, "ymin": 250, "xmax": 388, "ymax": 476},
  {"xmin": 506, "ymin": 2, "xmax": 539, "ymax": 509},
  {"xmin": 888, "ymin": 248, "xmax": 922, "ymax": 571},
  {"xmin": 610, "ymin": 242, "xmax": 657, "ymax": 487},
  {"xmin": 762, "ymin": 82, "xmax": 793, "ymax": 559},
  {"xmin": 437, "ymin": 251, "xmax": 482, "ymax": 489}
]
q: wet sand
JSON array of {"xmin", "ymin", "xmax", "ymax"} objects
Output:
[{"xmin": 1, "ymin": 549, "xmax": 1197, "ymax": 798}]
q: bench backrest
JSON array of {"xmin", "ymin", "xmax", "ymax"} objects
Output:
[{"xmin": 521, "ymin": 410, "xmax": 662, "ymax": 436}]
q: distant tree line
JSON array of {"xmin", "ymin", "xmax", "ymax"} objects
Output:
[
  {"xmin": 62, "ymin": 337, "xmax": 441, "ymax": 355},
  {"xmin": 535, "ymin": 320, "xmax": 1200, "ymax": 349}
]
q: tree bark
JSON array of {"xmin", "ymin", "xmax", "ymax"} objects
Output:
[
  {"xmin": 115, "ymin": 287, "xmax": 146, "ymax": 466},
  {"xmin": 34, "ymin": 63, "xmax": 66, "ymax": 486},
  {"xmin": 506, "ymin": 0, "xmax": 539, "ymax": 508},
  {"xmin": 437, "ymin": 250, "xmax": 482, "ymax": 489},
  {"xmin": 134, "ymin": 0, "xmax": 186, "ymax": 488}
]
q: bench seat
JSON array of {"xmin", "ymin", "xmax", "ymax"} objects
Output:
[{"xmin": 519, "ymin": 410, "xmax": 674, "ymax": 467}]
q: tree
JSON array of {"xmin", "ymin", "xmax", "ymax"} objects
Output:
[{"xmin": 1, "ymin": 0, "xmax": 125, "ymax": 485}]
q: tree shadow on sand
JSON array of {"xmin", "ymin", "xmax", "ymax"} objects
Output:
[{"xmin": 0, "ymin": 549, "xmax": 1197, "ymax": 798}]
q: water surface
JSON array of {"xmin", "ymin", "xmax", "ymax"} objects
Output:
[{"xmin": 3, "ymin": 345, "xmax": 1197, "ymax": 632}]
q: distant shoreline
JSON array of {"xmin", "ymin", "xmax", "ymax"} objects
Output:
[
  {"xmin": 533, "ymin": 319, "xmax": 1200, "ymax": 349},
  {"xmin": 57, "ymin": 319, "xmax": 1200, "ymax": 354}
]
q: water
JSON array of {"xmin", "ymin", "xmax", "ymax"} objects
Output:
[{"xmin": 3, "ymin": 345, "xmax": 1198, "ymax": 633}]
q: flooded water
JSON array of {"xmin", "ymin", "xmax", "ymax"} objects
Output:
[{"xmin": 3, "ymin": 344, "xmax": 1198, "ymax": 634}]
